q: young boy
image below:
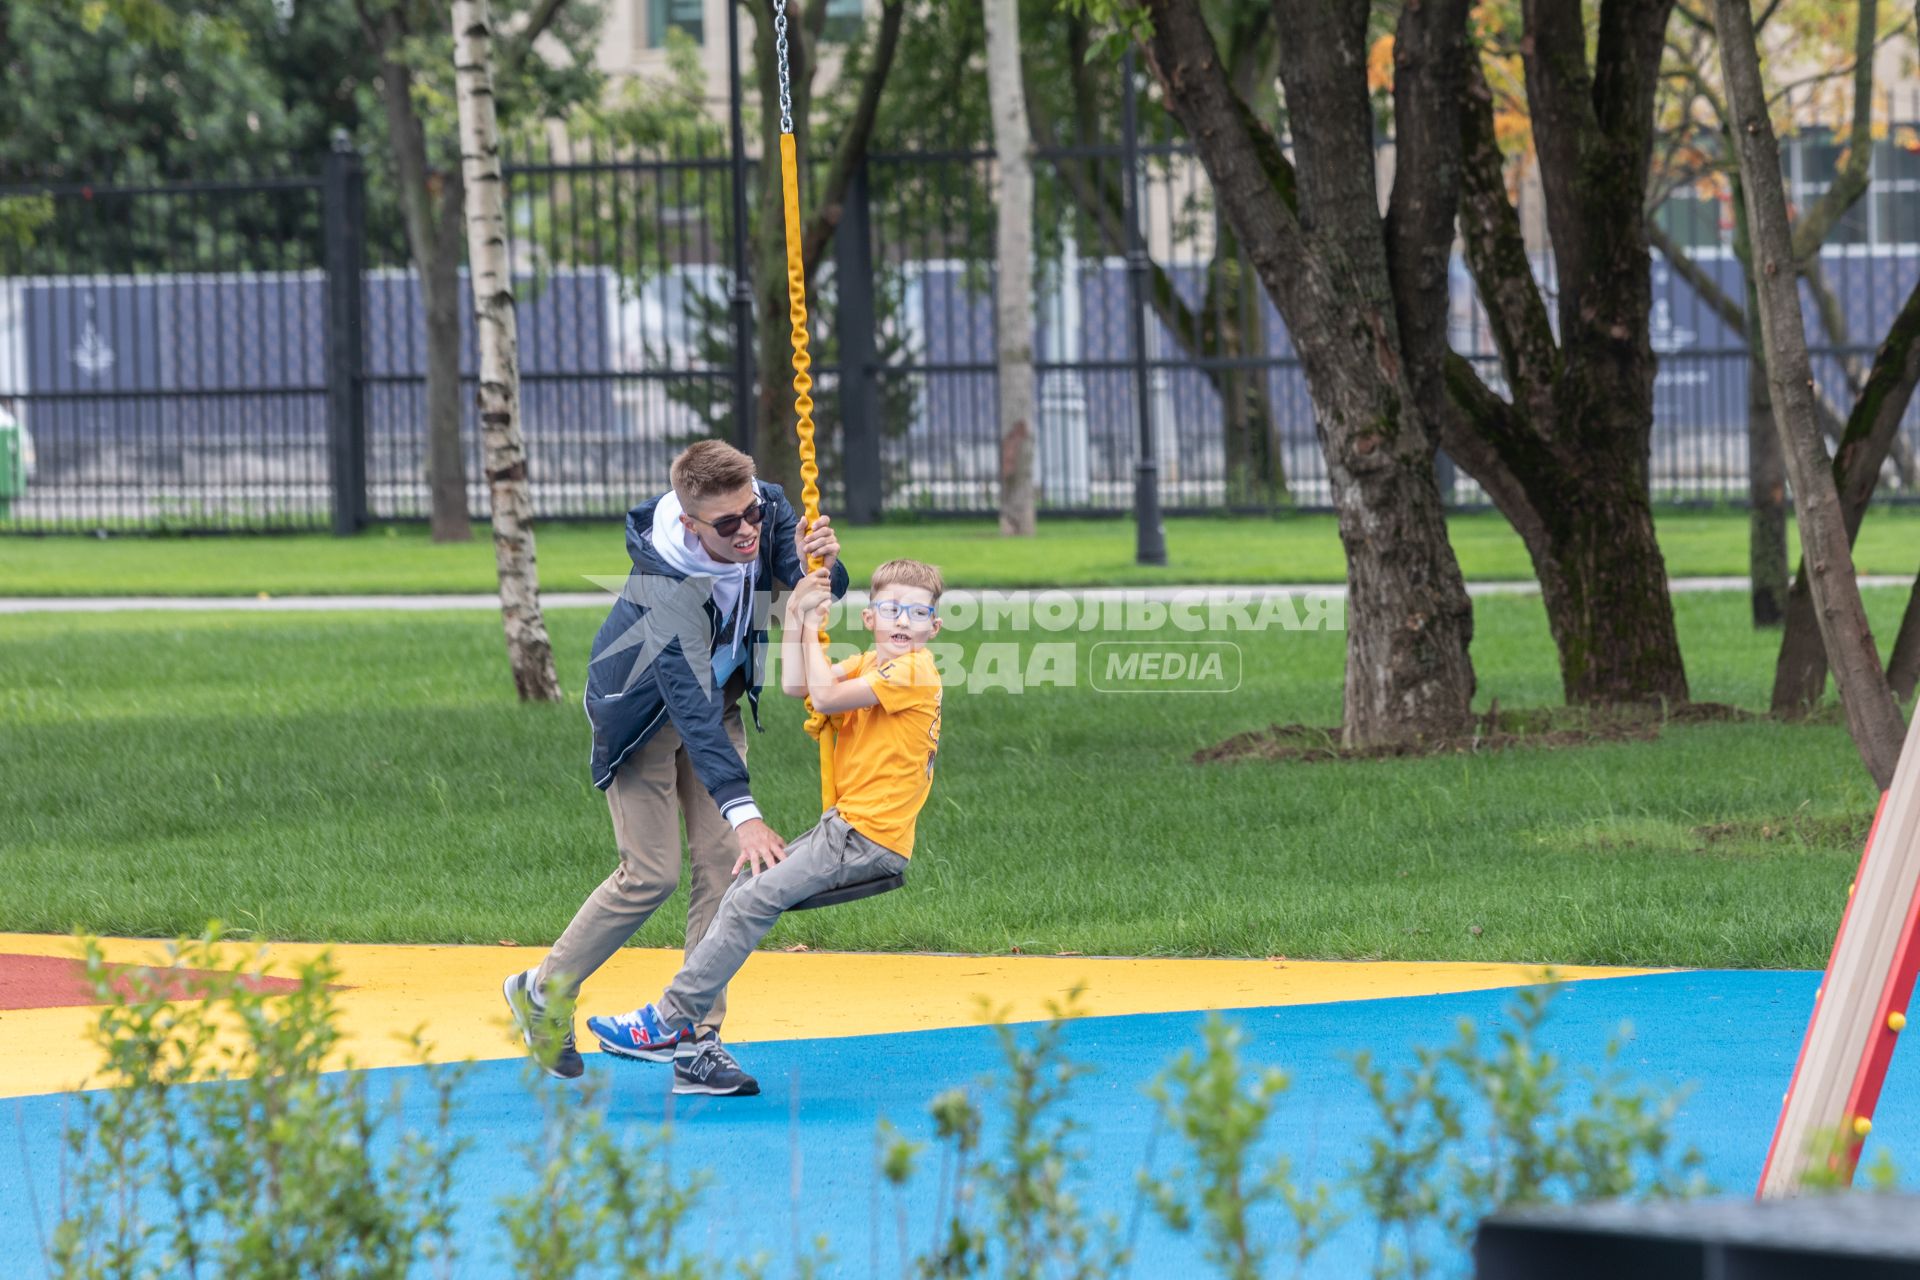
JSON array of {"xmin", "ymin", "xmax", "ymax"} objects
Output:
[{"xmin": 586, "ymin": 558, "xmax": 945, "ymax": 1096}]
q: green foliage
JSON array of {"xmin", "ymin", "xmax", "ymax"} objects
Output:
[
  {"xmin": 0, "ymin": 0, "xmax": 299, "ymax": 181},
  {"xmin": 1143, "ymin": 1016, "xmax": 1343, "ymax": 1280},
  {"xmin": 898, "ymin": 993, "xmax": 1131, "ymax": 1279},
  {"xmin": 1348, "ymin": 981, "xmax": 1710, "ymax": 1277},
  {"xmin": 47, "ymin": 930, "xmax": 1726, "ymax": 1278},
  {"xmin": 1797, "ymin": 1126, "xmax": 1904, "ymax": 1193},
  {"xmin": 50, "ymin": 927, "xmax": 468, "ymax": 1279},
  {"xmin": 497, "ymin": 1051, "xmax": 729, "ymax": 1279},
  {"xmin": 1134, "ymin": 983, "xmax": 1711, "ymax": 1280},
  {"xmin": 47, "ymin": 929, "xmax": 825, "ymax": 1279},
  {"xmin": 1054, "ymin": 0, "xmax": 1154, "ymax": 65},
  {"xmin": 0, "ymin": 194, "xmax": 56, "ymax": 251}
]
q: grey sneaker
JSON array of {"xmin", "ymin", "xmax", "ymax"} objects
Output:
[
  {"xmin": 503, "ymin": 969, "xmax": 584, "ymax": 1080},
  {"xmin": 672, "ymin": 1035, "xmax": 760, "ymax": 1096}
]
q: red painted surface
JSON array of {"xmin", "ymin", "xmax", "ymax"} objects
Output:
[{"xmin": 0, "ymin": 953, "xmax": 309, "ymax": 1011}]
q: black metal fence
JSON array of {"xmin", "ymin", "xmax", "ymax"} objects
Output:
[{"xmin": 3, "ymin": 132, "xmax": 1919, "ymax": 534}]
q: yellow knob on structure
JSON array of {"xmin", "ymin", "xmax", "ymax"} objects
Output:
[
  {"xmin": 1891, "ymin": 1011, "xmax": 1908, "ymax": 1032},
  {"xmin": 1854, "ymin": 1116, "xmax": 1873, "ymax": 1137}
]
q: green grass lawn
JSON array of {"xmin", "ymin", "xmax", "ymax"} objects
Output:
[
  {"xmin": 3, "ymin": 506, "xmax": 1917, "ymax": 596},
  {"xmin": 1, "ymin": 588, "xmax": 1906, "ymax": 968}
]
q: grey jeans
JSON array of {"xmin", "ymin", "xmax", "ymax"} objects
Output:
[{"xmin": 656, "ymin": 809, "xmax": 908, "ymax": 1032}]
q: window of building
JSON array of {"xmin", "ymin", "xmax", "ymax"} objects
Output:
[
  {"xmin": 1871, "ymin": 138, "xmax": 1920, "ymax": 246},
  {"xmin": 823, "ymin": 0, "xmax": 862, "ymax": 41},
  {"xmin": 648, "ymin": 0, "xmax": 704, "ymax": 47},
  {"xmin": 1791, "ymin": 138, "xmax": 1868, "ymax": 246},
  {"xmin": 1654, "ymin": 194, "xmax": 1727, "ymax": 251}
]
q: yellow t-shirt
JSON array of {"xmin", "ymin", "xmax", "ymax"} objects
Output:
[{"xmin": 827, "ymin": 647, "xmax": 943, "ymax": 857}]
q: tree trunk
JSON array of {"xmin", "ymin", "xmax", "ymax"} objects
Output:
[
  {"xmin": 1746, "ymin": 266, "xmax": 1789, "ymax": 627},
  {"xmin": 983, "ymin": 0, "xmax": 1035, "ymax": 536},
  {"xmin": 1889, "ymin": 568, "xmax": 1920, "ymax": 704},
  {"xmin": 1771, "ymin": 265, "xmax": 1920, "ymax": 714},
  {"xmin": 1207, "ymin": 216, "xmax": 1281, "ymax": 505},
  {"xmin": 454, "ymin": 0, "xmax": 561, "ymax": 703},
  {"xmin": 423, "ymin": 180, "xmax": 472, "ymax": 541},
  {"xmin": 1540, "ymin": 472, "xmax": 1688, "ymax": 705},
  {"xmin": 1733, "ymin": 169, "xmax": 1788, "ymax": 627},
  {"xmin": 1141, "ymin": 0, "xmax": 1475, "ymax": 747},
  {"xmin": 367, "ymin": 23, "xmax": 473, "ymax": 543},
  {"xmin": 1719, "ymin": 0, "xmax": 1902, "ymax": 787},
  {"xmin": 1448, "ymin": 11, "xmax": 1689, "ymax": 706}
]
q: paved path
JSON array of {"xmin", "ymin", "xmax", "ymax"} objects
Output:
[{"xmin": 2, "ymin": 576, "xmax": 1909, "ymax": 614}]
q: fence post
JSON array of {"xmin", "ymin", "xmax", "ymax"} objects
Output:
[
  {"xmin": 323, "ymin": 131, "xmax": 368, "ymax": 536},
  {"xmin": 836, "ymin": 158, "xmax": 882, "ymax": 525}
]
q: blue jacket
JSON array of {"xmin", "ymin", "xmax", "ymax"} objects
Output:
[{"xmin": 583, "ymin": 480, "xmax": 850, "ymax": 821}]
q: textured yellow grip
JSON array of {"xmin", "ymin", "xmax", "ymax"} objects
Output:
[{"xmin": 781, "ymin": 131, "xmax": 836, "ymax": 813}]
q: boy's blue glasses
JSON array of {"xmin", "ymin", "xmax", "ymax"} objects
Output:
[{"xmin": 872, "ymin": 600, "xmax": 937, "ymax": 624}]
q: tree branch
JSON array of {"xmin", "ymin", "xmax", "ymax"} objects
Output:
[
  {"xmin": 1027, "ymin": 87, "xmax": 1211, "ymax": 358},
  {"xmin": 1272, "ymin": 0, "xmax": 1392, "ymax": 322},
  {"xmin": 1438, "ymin": 355, "xmax": 1553, "ymax": 554},
  {"xmin": 500, "ymin": 0, "xmax": 569, "ymax": 77},
  {"xmin": 1647, "ymin": 220, "xmax": 1745, "ymax": 329},
  {"xmin": 1785, "ymin": 0, "xmax": 1877, "ymax": 259},
  {"xmin": 1459, "ymin": 51, "xmax": 1562, "ymax": 408},
  {"xmin": 1716, "ymin": 0, "xmax": 1903, "ymax": 789},
  {"xmin": 1138, "ymin": 0, "xmax": 1310, "ymax": 317},
  {"xmin": 801, "ymin": 0, "xmax": 905, "ymax": 266},
  {"xmin": 1832, "ymin": 269, "xmax": 1920, "ymax": 507},
  {"xmin": 1384, "ymin": 0, "xmax": 1473, "ymax": 425}
]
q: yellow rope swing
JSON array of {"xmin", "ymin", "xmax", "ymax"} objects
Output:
[
  {"xmin": 772, "ymin": 0, "xmax": 906, "ymax": 913},
  {"xmin": 773, "ymin": 0, "xmax": 835, "ymax": 814}
]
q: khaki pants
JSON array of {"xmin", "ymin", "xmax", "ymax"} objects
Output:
[{"xmin": 536, "ymin": 687, "xmax": 747, "ymax": 1037}]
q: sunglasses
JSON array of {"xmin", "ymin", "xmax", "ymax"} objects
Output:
[
  {"xmin": 872, "ymin": 600, "xmax": 937, "ymax": 624},
  {"xmin": 686, "ymin": 498, "xmax": 765, "ymax": 539}
]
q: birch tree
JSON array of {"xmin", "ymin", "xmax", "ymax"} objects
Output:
[
  {"xmin": 453, "ymin": 0, "xmax": 562, "ymax": 702},
  {"xmin": 354, "ymin": 0, "xmax": 597, "ymax": 545},
  {"xmin": 984, "ymin": 0, "xmax": 1035, "ymax": 535}
]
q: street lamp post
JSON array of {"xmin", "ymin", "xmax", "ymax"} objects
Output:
[{"xmin": 1121, "ymin": 47, "xmax": 1166, "ymax": 566}]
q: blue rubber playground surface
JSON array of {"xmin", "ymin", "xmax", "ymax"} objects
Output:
[{"xmin": 5, "ymin": 968, "xmax": 1914, "ymax": 1277}]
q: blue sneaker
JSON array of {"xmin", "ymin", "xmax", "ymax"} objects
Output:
[
  {"xmin": 587, "ymin": 1002, "xmax": 687, "ymax": 1063},
  {"xmin": 673, "ymin": 1035, "xmax": 760, "ymax": 1097}
]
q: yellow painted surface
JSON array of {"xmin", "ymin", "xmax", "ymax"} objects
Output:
[{"xmin": 0, "ymin": 933, "xmax": 1657, "ymax": 1100}]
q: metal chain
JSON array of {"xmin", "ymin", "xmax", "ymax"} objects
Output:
[{"xmin": 773, "ymin": 0, "xmax": 794, "ymax": 136}]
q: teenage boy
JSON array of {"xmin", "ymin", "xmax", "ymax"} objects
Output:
[{"xmin": 504, "ymin": 440, "xmax": 848, "ymax": 1083}]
